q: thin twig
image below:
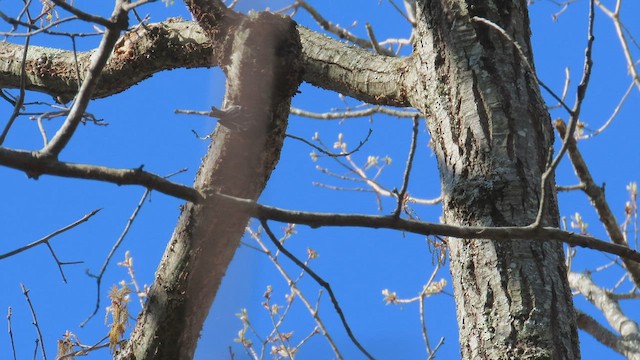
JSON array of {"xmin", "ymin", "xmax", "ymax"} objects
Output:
[
  {"xmin": 20, "ymin": 284, "xmax": 47, "ymax": 360},
  {"xmin": 365, "ymin": 23, "xmax": 385, "ymax": 55},
  {"xmin": 0, "ymin": 27, "xmax": 30, "ymax": 146},
  {"xmin": 293, "ymin": 0, "xmax": 395, "ymax": 56},
  {"xmin": 41, "ymin": 1, "xmax": 128, "ymax": 158},
  {"xmin": 0, "ymin": 209, "xmax": 100, "ymax": 261},
  {"xmin": 259, "ymin": 219, "xmax": 374, "ymax": 360},
  {"xmin": 535, "ymin": 0, "xmax": 595, "ymax": 227},
  {"xmin": 287, "ymin": 129, "xmax": 372, "ymax": 158},
  {"xmin": 81, "ymin": 168, "xmax": 186, "ymax": 326},
  {"xmin": 393, "ymin": 116, "xmax": 419, "ymax": 217},
  {"xmin": 580, "ymin": 80, "xmax": 634, "ymax": 139},
  {"xmin": 595, "ymin": 0, "xmax": 640, "ymax": 90},
  {"xmin": 82, "ymin": 190, "xmax": 151, "ymax": 326},
  {"xmin": 7, "ymin": 307, "xmax": 17, "ymax": 360}
]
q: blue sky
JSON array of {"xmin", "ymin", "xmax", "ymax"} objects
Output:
[{"xmin": 1, "ymin": 1, "xmax": 639, "ymax": 359}]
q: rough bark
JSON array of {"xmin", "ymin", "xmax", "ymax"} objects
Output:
[
  {"xmin": 0, "ymin": 1, "xmax": 585, "ymax": 359},
  {"xmin": 406, "ymin": 1, "xmax": 579, "ymax": 358},
  {"xmin": 0, "ymin": 22, "xmax": 408, "ymax": 106},
  {"xmin": 117, "ymin": 12, "xmax": 303, "ymax": 360}
]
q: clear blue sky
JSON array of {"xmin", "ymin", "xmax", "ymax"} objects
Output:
[{"xmin": 1, "ymin": 1, "xmax": 639, "ymax": 359}]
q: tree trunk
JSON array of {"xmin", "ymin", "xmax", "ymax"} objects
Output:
[
  {"xmin": 119, "ymin": 12, "xmax": 303, "ymax": 360},
  {"xmin": 409, "ymin": 1, "xmax": 580, "ymax": 358}
]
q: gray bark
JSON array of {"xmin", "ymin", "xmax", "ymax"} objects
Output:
[
  {"xmin": 405, "ymin": 1, "xmax": 580, "ymax": 358},
  {"xmin": 118, "ymin": 12, "xmax": 303, "ymax": 360},
  {"xmin": 0, "ymin": 1, "xmax": 583, "ymax": 359}
]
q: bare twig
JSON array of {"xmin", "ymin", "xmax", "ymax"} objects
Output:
[
  {"xmin": 580, "ymin": 80, "xmax": 634, "ymax": 139},
  {"xmin": 259, "ymin": 219, "xmax": 374, "ymax": 360},
  {"xmin": 393, "ymin": 116, "xmax": 419, "ymax": 217},
  {"xmin": 535, "ymin": 0, "xmax": 595, "ymax": 227},
  {"xmin": 20, "ymin": 284, "xmax": 47, "ymax": 360},
  {"xmin": 595, "ymin": 0, "xmax": 640, "ymax": 90},
  {"xmin": 0, "ymin": 13, "xmax": 79, "ymax": 37},
  {"xmin": 0, "ymin": 26, "xmax": 30, "ymax": 146},
  {"xmin": 293, "ymin": 0, "xmax": 395, "ymax": 56},
  {"xmin": 548, "ymin": 67, "xmax": 571, "ymax": 110},
  {"xmin": 82, "ymin": 169, "xmax": 186, "ymax": 326},
  {"xmin": 82, "ymin": 190, "xmax": 150, "ymax": 326},
  {"xmin": 197, "ymin": 188, "xmax": 640, "ymax": 263},
  {"xmin": 48, "ymin": 0, "xmax": 113, "ymax": 27},
  {"xmin": 287, "ymin": 129, "xmax": 372, "ymax": 158},
  {"xmin": 7, "ymin": 307, "xmax": 17, "ymax": 360},
  {"xmin": 555, "ymin": 120, "xmax": 640, "ymax": 288},
  {"xmin": 40, "ymin": 1, "xmax": 129, "ymax": 158},
  {"xmin": 365, "ymin": 22, "xmax": 385, "ymax": 55},
  {"xmin": 0, "ymin": 209, "xmax": 100, "ymax": 275},
  {"xmin": 0, "ymin": 147, "xmax": 202, "ymax": 203}
]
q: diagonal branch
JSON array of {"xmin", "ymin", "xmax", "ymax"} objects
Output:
[
  {"xmin": 570, "ymin": 272, "xmax": 640, "ymax": 358},
  {"xmin": 0, "ymin": 209, "xmax": 100, "ymax": 261},
  {"xmin": 576, "ymin": 310, "xmax": 640, "ymax": 358},
  {"xmin": 535, "ymin": 0, "xmax": 596, "ymax": 226},
  {"xmin": 259, "ymin": 219, "xmax": 374, "ymax": 360},
  {"xmin": 40, "ymin": 0, "xmax": 129, "ymax": 158},
  {"xmin": 48, "ymin": 0, "xmax": 113, "ymax": 27},
  {"xmin": 0, "ymin": 147, "xmax": 202, "ymax": 202},
  {"xmin": 197, "ymin": 189, "xmax": 640, "ymax": 263},
  {"xmin": 555, "ymin": 119, "xmax": 640, "ymax": 288}
]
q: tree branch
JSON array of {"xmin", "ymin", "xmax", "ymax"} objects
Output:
[
  {"xmin": 0, "ymin": 147, "xmax": 202, "ymax": 202},
  {"xmin": 556, "ymin": 119, "xmax": 640, "ymax": 288},
  {"xmin": 40, "ymin": 0, "xmax": 129, "ymax": 157},
  {"xmin": 260, "ymin": 219, "xmax": 374, "ymax": 360},
  {"xmin": 570, "ymin": 272, "xmax": 640, "ymax": 358},
  {"xmin": 0, "ymin": 208, "xmax": 99, "ymax": 260},
  {"xmin": 197, "ymin": 189, "xmax": 640, "ymax": 263},
  {"xmin": 0, "ymin": 21, "xmax": 410, "ymax": 107}
]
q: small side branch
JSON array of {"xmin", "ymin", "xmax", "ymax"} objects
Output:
[
  {"xmin": 259, "ymin": 219, "xmax": 375, "ymax": 360},
  {"xmin": 40, "ymin": 1, "xmax": 129, "ymax": 158},
  {"xmin": 208, "ymin": 193, "xmax": 640, "ymax": 262},
  {"xmin": 393, "ymin": 116, "xmax": 419, "ymax": 217},
  {"xmin": 570, "ymin": 272, "xmax": 640, "ymax": 357},
  {"xmin": 535, "ymin": 0, "xmax": 596, "ymax": 226},
  {"xmin": 0, "ymin": 147, "xmax": 202, "ymax": 203},
  {"xmin": 20, "ymin": 284, "xmax": 47, "ymax": 360},
  {"xmin": 0, "ymin": 209, "xmax": 100, "ymax": 282},
  {"xmin": 555, "ymin": 119, "xmax": 640, "ymax": 288},
  {"xmin": 7, "ymin": 307, "xmax": 17, "ymax": 360},
  {"xmin": 293, "ymin": 0, "xmax": 395, "ymax": 56}
]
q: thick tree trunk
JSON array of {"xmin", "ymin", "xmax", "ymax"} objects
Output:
[
  {"xmin": 119, "ymin": 13, "xmax": 303, "ymax": 360},
  {"xmin": 408, "ymin": 1, "xmax": 580, "ymax": 358}
]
